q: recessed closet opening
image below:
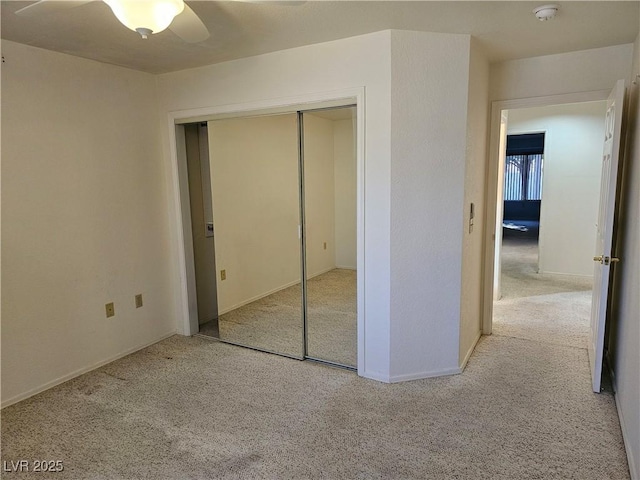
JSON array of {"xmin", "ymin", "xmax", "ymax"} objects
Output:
[{"xmin": 176, "ymin": 103, "xmax": 358, "ymax": 370}]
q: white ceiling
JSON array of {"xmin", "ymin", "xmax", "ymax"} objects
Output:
[{"xmin": 1, "ymin": 1, "xmax": 638, "ymax": 74}]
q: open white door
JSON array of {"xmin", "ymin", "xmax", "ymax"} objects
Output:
[{"xmin": 589, "ymin": 79, "xmax": 626, "ymax": 393}]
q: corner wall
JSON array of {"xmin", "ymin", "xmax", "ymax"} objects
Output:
[
  {"xmin": 1, "ymin": 41, "xmax": 176, "ymax": 407},
  {"xmin": 459, "ymin": 39, "xmax": 490, "ymax": 367},
  {"xmin": 389, "ymin": 30, "xmax": 473, "ymax": 379}
]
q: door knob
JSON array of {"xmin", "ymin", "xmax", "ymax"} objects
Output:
[{"xmin": 593, "ymin": 255, "xmax": 620, "ymax": 265}]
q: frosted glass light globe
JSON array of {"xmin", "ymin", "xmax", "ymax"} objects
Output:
[{"xmin": 105, "ymin": 0, "xmax": 184, "ymax": 38}]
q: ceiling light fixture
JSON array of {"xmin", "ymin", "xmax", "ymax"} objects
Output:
[
  {"xmin": 533, "ymin": 4, "xmax": 559, "ymax": 21},
  {"xmin": 104, "ymin": 0, "xmax": 185, "ymax": 39}
]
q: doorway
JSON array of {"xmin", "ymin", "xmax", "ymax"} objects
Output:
[
  {"xmin": 485, "ymin": 96, "xmax": 611, "ymax": 374},
  {"xmin": 499, "ymin": 132, "xmax": 545, "ymax": 302},
  {"xmin": 179, "ymin": 105, "xmax": 358, "ymax": 369}
]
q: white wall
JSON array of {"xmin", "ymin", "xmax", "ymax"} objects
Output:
[
  {"xmin": 490, "ymin": 44, "xmax": 634, "ymax": 101},
  {"xmin": 207, "ymin": 114, "xmax": 301, "ymax": 314},
  {"xmin": 459, "ymin": 39, "xmax": 490, "ymax": 366},
  {"xmin": 304, "ymin": 113, "xmax": 338, "ymax": 277},
  {"xmin": 157, "ymin": 31, "xmax": 393, "ymax": 380},
  {"xmin": 611, "ymin": 32, "xmax": 640, "ymax": 480},
  {"xmin": 208, "ymin": 112, "xmax": 349, "ymax": 314},
  {"xmin": 1, "ymin": 41, "xmax": 176, "ymax": 407},
  {"xmin": 389, "ymin": 30, "xmax": 473, "ymax": 380},
  {"xmin": 333, "ymin": 118, "xmax": 357, "ymax": 269},
  {"xmin": 507, "ymin": 101, "xmax": 607, "ymax": 277}
]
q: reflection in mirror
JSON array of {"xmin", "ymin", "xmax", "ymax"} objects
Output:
[
  {"xmin": 202, "ymin": 113, "xmax": 304, "ymax": 358},
  {"xmin": 184, "ymin": 123, "xmax": 219, "ymax": 337},
  {"xmin": 303, "ymin": 107, "xmax": 357, "ymax": 367}
]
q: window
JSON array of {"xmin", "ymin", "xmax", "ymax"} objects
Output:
[
  {"xmin": 504, "ymin": 154, "xmax": 543, "ymax": 201},
  {"xmin": 504, "ymin": 134, "xmax": 544, "ymax": 201}
]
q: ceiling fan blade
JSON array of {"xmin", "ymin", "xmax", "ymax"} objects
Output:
[
  {"xmin": 15, "ymin": 0, "xmax": 93, "ymax": 17},
  {"xmin": 168, "ymin": 3, "xmax": 210, "ymax": 43}
]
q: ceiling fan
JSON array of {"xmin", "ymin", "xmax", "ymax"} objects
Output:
[{"xmin": 15, "ymin": 0, "xmax": 211, "ymax": 42}]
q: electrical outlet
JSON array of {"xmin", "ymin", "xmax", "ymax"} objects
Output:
[
  {"xmin": 323, "ymin": 242, "xmax": 327, "ymax": 250},
  {"xmin": 135, "ymin": 294, "xmax": 143, "ymax": 308},
  {"xmin": 105, "ymin": 302, "xmax": 115, "ymax": 318},
  {"xmin": 220, "ymin": 269, "xmax": 226, "ymax": 281}
]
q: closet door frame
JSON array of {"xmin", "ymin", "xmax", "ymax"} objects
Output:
[
  {"xmin": 169, "ymin": 89, "xmax": 365, "ymax": 375},
  {"xmin": 297, "ymin": 111, "xmax": 310, "ymax": 358}
]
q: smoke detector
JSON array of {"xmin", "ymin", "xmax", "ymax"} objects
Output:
[{"xmin": 533, "ymin": 4, "xmax": 559, "ymax": 21}]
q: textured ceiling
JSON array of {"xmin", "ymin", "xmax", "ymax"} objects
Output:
[{"xmin": 1, "ymin": 1, "xmax": 639, "ymax": 74}]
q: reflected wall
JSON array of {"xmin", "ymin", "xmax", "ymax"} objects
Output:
[
  {"xmin": 208, "ymin": 113, "xmax": 303, "ymax": 358},
  {"xmin": 303, "ymin": 108, "xmax": 357, "ymax": 367}
]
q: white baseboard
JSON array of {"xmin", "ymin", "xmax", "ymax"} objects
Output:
[
  {"xmin": 308, "ymin": 266, "xmax": 338, "ymax": 279},
  {"xmin": 389, "ymin": 366, "xmax": 462, "ymax": 383},
  {"xmin": 361, "ymin": 370, "xmax": 391, "ymax": 383},
  {"xmin": 1, "ymin": 330, "xmax": 177, "ymax": 409},
  {"xmin": 218, "ymin": 266, "xmax": 338, "ymax": 315},
  {"xmin": 459, "ymin": 331, "xmax": 482, "ymax": 371},
  {"xmin": 335, "ymin": 265, "xmax": 357, "ymax": 270},
  {"xmin": 537, "ymin": 270, "xmax": 593, "ymax": 280},
  {"xmin": 218, "ymin": 279, "xmax": 302, "ymax": 315},
  {"xmin": 615, "ymin": 394, "xmax": 639, "ymax": 480}
]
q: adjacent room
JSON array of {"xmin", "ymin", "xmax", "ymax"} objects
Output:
[{"xmin": 493, "ymin": 101, "xmax": 607, "ymax": 349}]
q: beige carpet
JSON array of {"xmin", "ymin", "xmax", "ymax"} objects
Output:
[
  {"xmin": 201, "ymin": 269, "xmax": 357, "ymax": 367},
  {"xmin": 494, "ymin": 235, "xmax": 593, "ymax": 349},
  {"xmin": 493, "ymin": 290, "xmax": 592, "ymax": 348},
  {"xmin": 0, "ymin": 335, "xmax": 628, "ymax": 479},
  {"xmin": 499, "ymin": 235, "xmax": 592, "ymax": 300},
  {"xmin": 1, "ymin": 243, "xmax": 630, "ymax": 479},
  {"xmin": 306, "ymin": 269, "xmax": 357, "ymax": 366}
]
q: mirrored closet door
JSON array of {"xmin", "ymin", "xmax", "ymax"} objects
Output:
[
  {"xmin": 302, "ymin": 107, "xmax": 357, "ymax": 368},
  {"xmin": 189, "ymin": 106, "xmax": 357, "ymax": 368},
  {"xmin": 205, "ymin": 113, "xmax": 304, "ymax": 358}
]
